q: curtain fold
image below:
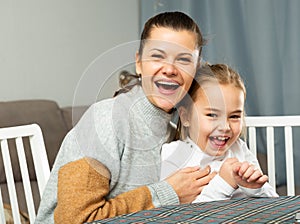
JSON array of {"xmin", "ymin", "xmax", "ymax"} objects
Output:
[{"xmin": 141, "ymin": 0, "xmax": 300, "ymax": 189}]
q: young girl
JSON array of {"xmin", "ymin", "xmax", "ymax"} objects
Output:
[
  {"xmin": 36, "ymin": 12, "xmax": 216, "ymax": 224},
  {"xmin": 160, "ymin": 63, "xmax": 278, "ymax": 202}
]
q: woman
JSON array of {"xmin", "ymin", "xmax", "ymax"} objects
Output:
[{"xmin": 36, "ymin": 11, "xmax": 215, "ymax": 224}]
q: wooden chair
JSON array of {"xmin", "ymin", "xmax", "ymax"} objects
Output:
[
  {"xmin": 0, "ymin": 124, "xmax": 50, "ymax": 224},
  {"xmin": 245, "ymin": 115, "xmax": 300, "ymax": 196}
]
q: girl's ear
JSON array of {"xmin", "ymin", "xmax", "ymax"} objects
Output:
[
  {"xmin": 178, "ymin": 107, "xmax": 190, "ymax": 127},
  {"xmin": 135, "ymin": 52, "xmax": 141, "ymax": 75}
]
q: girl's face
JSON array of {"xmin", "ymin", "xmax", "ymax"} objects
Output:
[
  {"xmin": 181, "ymin": 82, "xmax": 245, "ymax": 157},
  {"xmin": 135, "ymin": 27, "xmax": 199, "ymax": 113}
]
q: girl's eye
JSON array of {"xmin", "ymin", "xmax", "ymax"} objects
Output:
[
  {"xmin": 230, "ymin": 115, "xmax": 241, "ymax": 120},
  {"xmin": 207, "ymin": 113, "xmax": 217, "ymax": 118}
]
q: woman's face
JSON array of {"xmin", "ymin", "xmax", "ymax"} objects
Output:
[{"xmin": 136, "ymin": 27, "xmax": 199, "ymax": 113}]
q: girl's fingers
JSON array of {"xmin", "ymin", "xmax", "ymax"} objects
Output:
[
  {"xmin": 242, "ymin": 166, "xmax": 256, "ymax": 179},
  {"xmin": 246, "ymin": 169, "xmax": 262, "ymax": 182},
  {"xmin": 256, "ymin": 174, "xmax": 269, "ymax": 183},
  {"xmin": 238, "ymin": 162, "xmax": 250, "ymax": 176}
]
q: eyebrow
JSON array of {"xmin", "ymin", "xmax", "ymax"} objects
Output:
[
  {"xmin": 204, "ymin": 108, "xmax": 220, "ymax": 113},
  {"xmin": 231, "ymin": 109, "xmax": 244, "ymax": 114},
  {"xmin": 178, "ymin": 52, "xmax": 193, "ymax": 57},
  {"xmin": 149, "ymin": 48, "xmax": 193, "ymax": 57},
  {"xmin": 149, "ymin": 48, "xmax": 165, "ymax": 53},
  {"xmin": 204, "ymin": 108, "xmax": 243, "ymax": 114}
]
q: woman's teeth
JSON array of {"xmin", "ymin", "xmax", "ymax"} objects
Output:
[{"xmin": 155, "ymin": 81, "xmax": 179, "ymax": 90}]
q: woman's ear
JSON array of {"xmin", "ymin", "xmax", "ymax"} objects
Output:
[
  {"xmin": 178, "ymin": 107, "xmax": 190, "ymax": 127},
  {"xmin": 135, "ymin": 52, "xmax": 141, "ymax": 75}
]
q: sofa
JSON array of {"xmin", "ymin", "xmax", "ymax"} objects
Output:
[{"xmin": 0, "ymin": 99, "xmax": 88, "ymax": 216}]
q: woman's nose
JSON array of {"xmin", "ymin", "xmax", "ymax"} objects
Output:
[{"xmin": 162, "ymin": 61, "xmax": 178, "ymax": 76}]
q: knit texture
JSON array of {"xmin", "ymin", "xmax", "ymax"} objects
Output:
[
  {"xmin": 35, "ymin": 86, "xmax": 179, "ymax": 224},
  {"xmin": 54, "ymin": 158, "xmax": 154, "ymax": 223}
]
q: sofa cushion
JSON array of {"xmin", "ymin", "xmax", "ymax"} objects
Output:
[
  {"xmin": 0, "ymin": 100, "xmax": 69, "ymax": 183},
  {"xmin": 62, "ymin": 106, "xmax": 88, "ymax": 130}
]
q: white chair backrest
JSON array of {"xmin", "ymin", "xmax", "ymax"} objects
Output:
[
  {"xmin": 245, "ymin": 115, "xmax": 300, "ymax": 196},
  {"xmin": 0, "ymin": 124, "xmax": 50, "ymax": 224}
]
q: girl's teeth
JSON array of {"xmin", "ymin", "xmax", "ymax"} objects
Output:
[
  {"xmin": 211, "ymin": 136, "xmax": 229, "ymax": 141},
  {"xmin": 217, "ymin": 137, "xmax": 226, "ymax": 141}
]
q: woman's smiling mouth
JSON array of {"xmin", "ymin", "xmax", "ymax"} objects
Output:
[{"xmin": 155, "ymin": 80, "xmax": 180, "ymax": 94}]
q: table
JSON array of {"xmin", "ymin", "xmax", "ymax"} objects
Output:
[{"xmin": 89, "ymin": 196, "xmax": 300, "ymax": 223}]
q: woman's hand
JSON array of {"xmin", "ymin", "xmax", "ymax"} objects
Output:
[{"xmin": 166, "ymin": 166, "xmax": 216, "ymax": 204}]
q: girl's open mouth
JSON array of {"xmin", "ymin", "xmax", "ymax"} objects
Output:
[{"xmin": 209, "ymin": 136, "xmax": 230, "ymax": 148}]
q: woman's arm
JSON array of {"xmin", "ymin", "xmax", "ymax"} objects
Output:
[{"xmin": 54, "ymin": 158, "xmax": 154, "ymax": 224}]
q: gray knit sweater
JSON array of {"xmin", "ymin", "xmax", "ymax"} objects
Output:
[{"xmin": 35, "ymin": 86, "xmax": 179, "ymax": 223}]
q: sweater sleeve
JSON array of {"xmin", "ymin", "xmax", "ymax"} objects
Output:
[
  {"xmin": 54, "ymin": 158, "xmax": 154, "ymax": 224},
  {"xmin": 147, "ymin": 181, "xmax": 179, "ymax": 207}
]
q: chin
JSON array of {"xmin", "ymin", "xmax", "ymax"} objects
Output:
[
  {"xmin": 208, "ymin": 149, "xmax": 226, "ymax": 157},
  {"xmin": 153, "ymin": 98, "xmax": 175, "ymax": 112}
]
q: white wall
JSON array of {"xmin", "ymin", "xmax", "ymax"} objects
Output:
[{"xmin": 0, "ymin": 0, "xmax": 140, "ymax": 107}]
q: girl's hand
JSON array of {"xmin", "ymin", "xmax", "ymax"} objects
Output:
[
  {"xmin": 166, "ymin": 166, "xmax": 216, "ymax": 204},
  {"xmin": 219, "ymin": 158, "xmax": 240, "ymax": 189},
  {"xmin": 233, "ymin": 161, "xmax": 268, "ymax": 189}
]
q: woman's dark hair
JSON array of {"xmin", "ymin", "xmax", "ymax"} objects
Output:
[
  {"xmin": 113, "ymin": 70, "xmax": 141, "ymax": 97},
  {"xmin": 139, "ymin": 11, "xmax": 204, "ymax": 60}
]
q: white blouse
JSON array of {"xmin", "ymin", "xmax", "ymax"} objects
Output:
[{"xmin": 161, "ymin": 137, "xmax": 278, "ymax": 203}]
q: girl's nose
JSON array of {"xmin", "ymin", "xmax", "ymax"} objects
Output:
[{"xmin": 218, "ymin": 120, "xmax": 231, "ymax": 131}]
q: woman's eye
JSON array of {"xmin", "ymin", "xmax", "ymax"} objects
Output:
[
  {"xmin": 151, "ymin": 54, "xmax": 164, "ymax": 59},
  {"xmin": 177, "ymin": 57, "xmax": 192, "ymax": 64}
]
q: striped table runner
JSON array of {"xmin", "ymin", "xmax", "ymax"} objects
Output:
[{"xmin": 89, "ymin": 196, "xmax": 300, "ymax": 223}]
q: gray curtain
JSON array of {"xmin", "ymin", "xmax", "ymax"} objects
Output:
[{"xmin": 141, "ymin": 0, "xmax": 300, "ymax": 188}]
